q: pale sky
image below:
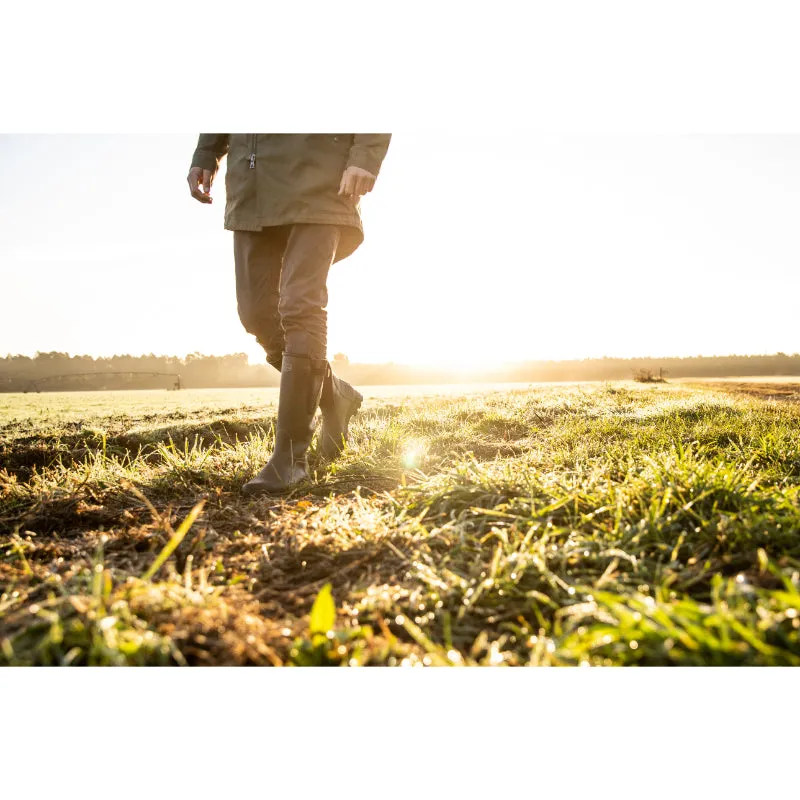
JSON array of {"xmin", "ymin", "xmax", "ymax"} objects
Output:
[{"xmin": 2, "ymin": 133, "xmax": 799, "ymax": 367}]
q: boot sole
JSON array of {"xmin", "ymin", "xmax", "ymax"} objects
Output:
[{"xmin": 242, "ymin": 476, "xmax": 309, "ymax": 496}]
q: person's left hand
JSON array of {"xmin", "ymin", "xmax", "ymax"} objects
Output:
[{"xmin": 338, "ymin": 166, "xmax": 376, "ymax": 200}]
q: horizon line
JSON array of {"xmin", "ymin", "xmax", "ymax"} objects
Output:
[{"xmin": 3, "ymin": 350, "xmax": 800, "ymax": 367}]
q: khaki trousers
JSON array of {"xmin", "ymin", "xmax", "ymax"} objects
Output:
[{"xmin": 233, "ymin": 224, "xmax": 341, "ymax": 362}]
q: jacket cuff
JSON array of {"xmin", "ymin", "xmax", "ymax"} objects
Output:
[
  {"xmin": 191, "ymin": 150, "xmax": 220, "ymax": 172},
  {"xmin": 346, "ymin": 146, "xmax": 383, "ymax": 177}
]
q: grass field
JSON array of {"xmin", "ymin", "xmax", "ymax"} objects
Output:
[{"xmin": 2, "ymin": 380, "xmax": 800, "ymax": 666}]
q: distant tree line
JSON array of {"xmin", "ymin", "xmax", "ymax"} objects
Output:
[
  {"xmin": 1, "ymin": 351, "xmax": 799, "ymax": 393},
  {"xmin": 0, "ymin": 352, "xmax": 275, "ymax": 392}
]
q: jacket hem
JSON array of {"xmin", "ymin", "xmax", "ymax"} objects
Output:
[
  {"xmin": 225, "ymin": 214, "xmax": 365, "ymax": 263},
  {"xmin": 224, "ymin": 213, "xmax": 364, "ymax": 233}
]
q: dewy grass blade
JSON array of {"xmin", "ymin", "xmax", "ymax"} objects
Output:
[{"xmin": 142, "ymin": 500, "xmax": 206, "ymax": 581}]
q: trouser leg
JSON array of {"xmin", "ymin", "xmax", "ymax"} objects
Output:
[
  {"xmin": 278, "ymin": 224, "xmax": 340, "ymax": 359},
  {"xmin": 233, "ymin": 228, "xmax": 289, "ymax": 369}
]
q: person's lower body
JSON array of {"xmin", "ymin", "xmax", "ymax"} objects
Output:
[{"xmin": 233, "ymin": 224, "xmax": 363, "ymax": 494}]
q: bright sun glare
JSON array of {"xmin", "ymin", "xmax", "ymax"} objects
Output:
[{"xmin": 401, "ymin": 439, "xmax": 427, "ymax": 469}]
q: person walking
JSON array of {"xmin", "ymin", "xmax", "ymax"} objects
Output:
[{"xmin": 187, "ymin": 134, "xmax": 391, "ymax": 494}]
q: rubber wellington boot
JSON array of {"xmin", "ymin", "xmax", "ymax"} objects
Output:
[
  {"xmin": 242, "ymin": 354, "xmax": 326, "ymax": 495},
  {"xmin": 265, "ymin": 353, "xmax": 362, "ymax": 461},
  {"xmin": 318, "ymin": 363, "xmax": 363, "ymax": 460}
]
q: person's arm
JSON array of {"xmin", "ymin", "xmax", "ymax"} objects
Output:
[
  {"xmin": 339, "ymin": 134, "xmax": 392, "ymax": 198},
  {"xmin": 191, "ymin": 134, "xmax": 230, "ymax": 172},
  {"xmin": 187, "ymin": 134, "xmax": 230, "ymax": 204}
]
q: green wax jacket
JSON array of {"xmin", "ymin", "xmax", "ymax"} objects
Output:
[{"xmin": 191, "ymin": 133, "xmax": 391, "ymax": 262}]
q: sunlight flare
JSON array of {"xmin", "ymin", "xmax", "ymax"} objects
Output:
[{"xmin": 401, "ymin": 439, "xmax": 427, "ymax": 469}]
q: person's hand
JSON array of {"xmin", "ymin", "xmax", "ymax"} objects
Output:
[
  {"xmin": 187, "ymin": 166, "xmax": 215, "ymax": 203},
  {"xmin": 338, "ymin": 166, "xmax": 376, "ymax": 200}
]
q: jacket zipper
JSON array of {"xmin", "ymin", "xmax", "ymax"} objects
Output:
[{"xmin": 249, "ymin": 134, "xmax": 256, "ymax": 169}]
